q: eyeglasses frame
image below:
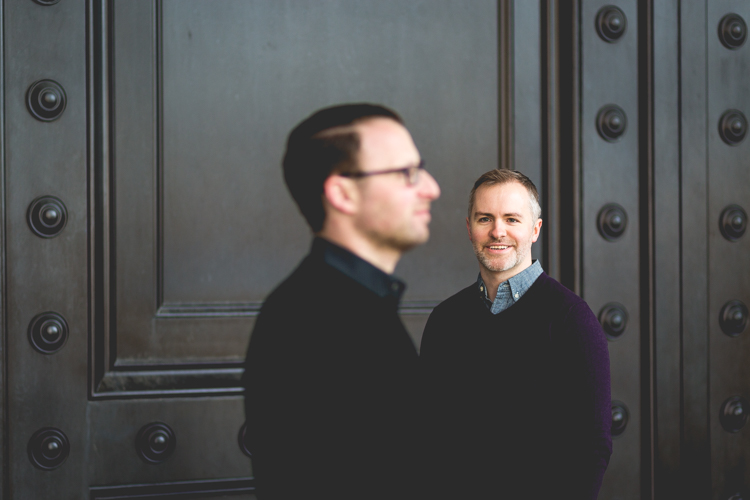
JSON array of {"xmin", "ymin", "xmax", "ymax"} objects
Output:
[{"xmin": 338, "ymin": 160, "xmax": 426, "ymax": 186}]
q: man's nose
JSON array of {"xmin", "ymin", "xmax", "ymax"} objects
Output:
[
  {"xmin": 490, "ymin": 221, "xmax": 506, "ymax": 239},
  {"xmin": 418, "ymin": 170, "xmax": 441, "ymax": 200}
]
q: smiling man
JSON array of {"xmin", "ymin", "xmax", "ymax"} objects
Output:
[
  {"xmin": 420, "ymin": 169, "xmax": 611, "ymax": 499},
  {"xmin": 242, "ymin": 103, "xmax": 440, "ymax": 500}
]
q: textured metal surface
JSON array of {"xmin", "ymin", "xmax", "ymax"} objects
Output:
[
  {"xmin": 708, "ymin": 1, "xmax": 750, "ymax": 496},
  {"xmin": 107, "ymin": 0, "xmax": 499, "ymax": 384},
  {"xmin": 5, "ymin": 0, "xmax": 88, "ymax": 496},
  {"xmin": 680, "ymin": 1, "xmax": 711, "ymax": 497},
  {"xmin": 5, "ymin": 0, "xmax": 502, "ymax": 496},
  {"xmin": 652, "ymin": 1, "xmax": 682, "ymax": 495},
  {"xmin": 4, "ymin": 0, "xmax": 750, "ymax": 497},
  {"xmin": 580, "ymin": 1, "xmax": 641, "ymax": 497}
]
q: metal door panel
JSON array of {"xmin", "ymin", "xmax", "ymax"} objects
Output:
[
  {"xmin": 707, "ymin": 1, "xmax": 750, "ymax": 497},
  {"xmin": 5, "ymin": 0, "xmax": 88, "ymax": 498},
  {"xmin": 652, "ymin": 1, "xmax": 683, "ymax": 495},
  {"xmin": 105, "ymin": 0, "xmax": 501, "ymax": 385},
  {"xmin": 4, "ymin": 0, "xmax": 505, "ymax": 496},
  {"xmin": 580, "ymin": 1, "xmax": 641, "ymax": 497},
  {"xmin": 87, "ymin": 398, "xmax": 248, "ymax": 485},
  {"xmin": 679, "ymin": 1, "xmax": 711, "ymax": 497}
]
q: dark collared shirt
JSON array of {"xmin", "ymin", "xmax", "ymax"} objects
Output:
[
  {"xmin": 477, "ymin": 260, "xmax": 543, "ymax": 314},
  {"xmin": 313, "ymin": 237, "xmax": 406, "ymax": 301}
]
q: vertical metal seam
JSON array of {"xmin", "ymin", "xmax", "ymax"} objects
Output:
[
  {"xmin": 499, "ymin": 0, "xmax": 514, "ymax": 173},
  {"xmin": 639, "ymin": 0, "xmax": 656, "ymax": 497},
  {"xmin": 155, "ymin": 0, "xmax": 163, "ymax": 311},
  {"xmin": 701, "ymin": 0, "xmax": 711, "ymax": 492},
  {"xmin": 86, "ymin": 0, "xmax": 94, "ymax": 398},
  {"xmin": 0, "ymin": 0, "xmax": 7, "ymax": 495},
  {"xmin": 106, "ymin": 0, "xmax": 116, "ymax": 379},
  {"xmin": 542, "ymin": 0, "xmax": 560, "ymax": 281},
  {"xmin": 676, "ymin": 0, "xmax": 684, "ymax": 468},
  {"xmin": 573, "ymin": 0, "xmax": 584, "ymax": 294}
]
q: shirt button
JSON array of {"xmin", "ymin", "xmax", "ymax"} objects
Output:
[
  {"xmin": 514, "ymin": 292, "xmax": 519, "ymax": 298},
  {"xmin": 391, "ymin": 282, "xmax": 399, "ymax": 291},
  {"xmin": 480, "ymin": 286, "xmax": 484, "ymax": 292}
]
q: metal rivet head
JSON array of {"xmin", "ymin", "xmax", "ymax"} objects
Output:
[
  {"xmin": 27, "ymin": 196, "xmax": 68, "ymax": 238},
  {"xmin": 238, "ymin": 422, "xmax": 252, "ymax": 457},
  {"xmin": 597, "ymin": 203, "xmax": 628, "ymax": 241},
  {"xmin": 720, "ymin": 396, "xmax": 749, "ymax": 433},
  {"xmin": 596, "ymin": 105, "xmax": 628, "ymax": 142},
  {"xmin": 596, "ymin": 6, "xmax": 627, "ymax": 42},
  {"xmin": 28, "ymin": 312, "xmax": 69, "ymax": 354},
  {"xmin": 598, "ymin": 303, "xmax": 629, "ymax": 341},
  {"xmin": 611, "ymin": 401, "xmax": 629, "ymax": 437},
  {"xmin": 719, "ymin": 14, "xmax": 747, "ymax": 49},
  {"xmin": 136, "ymin": 422, "xmax": 176, "ymax": 464},
  {"xmin": 28, "ymin": 428, "xmax": 69, "ymax": 470},
  {"xmin": 720, "ymin": 205, "xmax": 747, "ymax": 241},
  {"xmin": 720, "ymin": 300, "xmax": 748, "ymax": 337},
  {"xmin": 26, "ymin": 80, "xmax": 67, "ymax": 122},
  {"xmin": 719, "ymin": 110, "xmax": 747, "ymax": 145}
]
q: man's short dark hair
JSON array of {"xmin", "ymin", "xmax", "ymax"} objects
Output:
[
  {"xmin": 282, "ymin": 103, "xmax": 403, "ymax": 232},
  {"xmin": 468, "ymin": 169, "xmax": 542, "ymax": 220}
]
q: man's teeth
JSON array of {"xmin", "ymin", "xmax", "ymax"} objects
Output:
[{"xmin": 489, "ymin": 245, "xmax": 508, "ymax": 250}]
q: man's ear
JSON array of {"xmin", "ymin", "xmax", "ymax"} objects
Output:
[
  {"xmin": 531, "ymin": 218, "xmax": 543, "ymax": 243},
  {"xmin": 323, "ymin": 174, "xmax": 359, "ymax": 215},
  {"xmin": 466, "ymin": 217, "xmax": 472, "ymax": 240}
]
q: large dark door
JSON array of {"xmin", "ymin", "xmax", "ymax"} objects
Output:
[
  {"xmin": 2, "ymin": 1, "xmax": 749, "ymax": 499},
  {"xmin": 3, "ymin": 1, "xmax": 500, "ymax": 498}
]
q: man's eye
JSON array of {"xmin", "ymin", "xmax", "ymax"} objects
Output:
[
  {"xmin": 507, "ymin": 218, "xmax": 519, "ymax": 223},
  {"xmin": 478, "ymin": 217, "xmax": 490, "ymax": 223}
]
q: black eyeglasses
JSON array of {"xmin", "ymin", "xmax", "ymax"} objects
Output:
[{"xmin": 339, "ymin": 160, "xmax": 426, "ymax": 186}]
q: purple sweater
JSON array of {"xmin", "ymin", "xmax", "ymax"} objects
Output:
[{"xmin": 420, "ymin": 272, "xmax": 612, "ymax": 499}]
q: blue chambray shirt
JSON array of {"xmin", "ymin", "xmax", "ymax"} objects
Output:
[{"xmin": 477, "ymin": 260, "xmax": 543, "ymax": 315}]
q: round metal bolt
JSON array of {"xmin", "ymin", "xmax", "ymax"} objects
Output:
[
  {"xmin": 26, "ymin": 80, "xmax": 67, "ymax": 122},
  {"xmin": 719, "ymin": 13, "xmax": 747, "ymax": 49},
  {"xmin": 596, "ymin": 6, "xmax": 627, "ymax": 42},
  {"xmin": 720, "ymin": 300, "xmax": 748, "ymax": 337},
  {"xmin": 720, "ymin": 205, "xmax": 747, "ymax": 241},
  {"xmin": 597, "ymin": 105, "xmax": 628, "ymax": 142}
]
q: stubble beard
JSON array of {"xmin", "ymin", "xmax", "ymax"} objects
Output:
[{"xmin": 473, "ymin": 241, "xmax": 528, "ymax": 274}]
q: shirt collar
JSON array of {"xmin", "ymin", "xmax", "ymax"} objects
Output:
[
  {"xmin": 477, "ymin": 260, "xmax": 543, "ymax": 311},
  {"xmin": 311, "ymin": 237, "xmax": 406, "ymax": 301}
]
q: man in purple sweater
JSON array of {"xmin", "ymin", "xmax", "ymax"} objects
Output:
[{"xmin": 420, "ymin": 169, "xmax": 612, "ymax": 499}]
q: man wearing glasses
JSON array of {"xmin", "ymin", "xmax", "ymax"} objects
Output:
[{"xmin": 242, "ymin": 103, "xmax": 440, "ymax": 499}]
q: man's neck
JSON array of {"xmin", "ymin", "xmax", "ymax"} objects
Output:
[
  {"xmin": 316, "ymin": 229, "xmax": 400, "ymax": 274},
  {"xmin": 479, "ymin": 262, "xmax": 531, "ymax": 302}
]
